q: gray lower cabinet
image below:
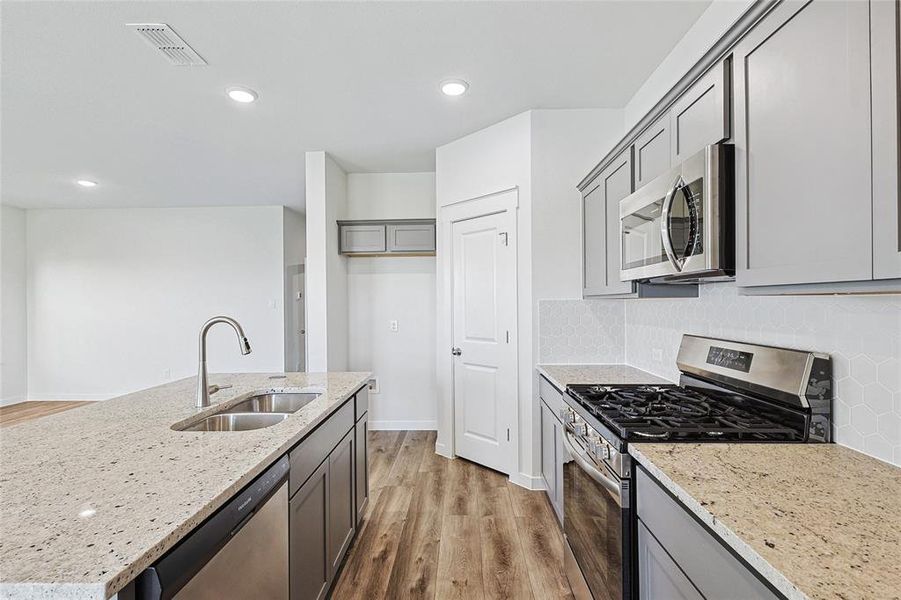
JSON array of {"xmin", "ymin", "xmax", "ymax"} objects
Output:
[
  {"xmin": 636, "ymin": 467, "xmax": 778, "ymax": 600},
  {"xmin": 290, "ymin": 461, "xmax": 330, "ymax": 600},
  {"xmin": 327, "ymin": 430, "xmax": 356, "ymax": 575},
  {"xmin": 538, "ymin": 376, "xmax": 564, "ymax": 524},
  {"xmin": 354, "ymin": 411, "xmax": 369, "ymax": 524},
  {"xmin": 637, "ymin": 521, "xmax": 703, "ymax": 600},
  {"xmin": 288, "ymin": 395, "xmax": 363, "ymax": 600},
  {"xmin": 733, "ymin": 0, "xmax": 874, "ymax": 287}
]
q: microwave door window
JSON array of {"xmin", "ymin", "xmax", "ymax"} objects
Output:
[
  {"xmin": 669, "ymin": 178, "xmax": 704, "ymax": 262},
  {"xmin": 622, "ymin": 199, "xmax": 668, "ymax": 270}
]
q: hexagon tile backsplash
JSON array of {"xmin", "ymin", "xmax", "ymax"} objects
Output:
[
  {"xmin": 538, "ymin": 285, "xmax": 901, "ymax": 465},
  {"xmin": 625, "ymin": 283, "xmax": 901, "ymax": 466},
  {"xmin": 539, "ymin": 299, "xmax": 625, "ymax": 364}
]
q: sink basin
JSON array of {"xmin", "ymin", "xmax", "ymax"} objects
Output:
[
  {"xmin": 178, "ymin": 412, "xmax": 288, "ymax": 432},
  {"xmin": 224, "ymin": 392, "xmax": 320, "ymax": 415}
]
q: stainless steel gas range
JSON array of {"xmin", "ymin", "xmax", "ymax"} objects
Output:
[{"xmin": 560, "ymin": 335, "xmax": 833, "ymax": 600}]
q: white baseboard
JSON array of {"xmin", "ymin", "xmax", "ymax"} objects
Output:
[
  {"xmin": 434, "ymin": 441, "xmax": 453, "ymax": 459},
  {"xmin": 0, "ymin": 395, "xmax": 27, "ymax": 407},
  {"xmin": 508, "ymin": 472, "xmax": 546, "ymax": 491},
  {"xmin": 368, "ymin": 419, "xmax": 437, "ymax": 431}
]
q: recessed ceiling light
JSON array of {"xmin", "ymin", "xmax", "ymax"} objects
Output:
[
  {"xmin": 227, "ymin": 86, "xmax": 258, "ymax": 103},
  {"xmin": 440, "ymin": 79, "xmax": 469, "ymax": 97},
  {"xmin": 76, "ymin": 179, "xmax": 98, "ymax": 188}
]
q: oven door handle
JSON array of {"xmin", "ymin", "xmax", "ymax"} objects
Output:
[
  {"xmin": 660, "ymin": 175, "xmax": 683, "ymax": 272},
  {"xmin": 562, "ymin": 429, "xmax": 623, "ymax": 503}
]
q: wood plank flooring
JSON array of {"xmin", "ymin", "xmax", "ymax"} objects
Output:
[
  {"xmin": 0, "ymin": 401, "xmax": 94, "ymax": 428},
  {"xmin": 332, "ymin": 430, "xmax": 573, "ymax": 600}
]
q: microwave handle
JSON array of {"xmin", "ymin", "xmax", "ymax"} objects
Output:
[{"xmin": 659, "ymin": 175, "xmax": 683, "ymax": 272}]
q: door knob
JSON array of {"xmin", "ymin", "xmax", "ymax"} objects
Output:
[{"xmin": 451, "ymin": 347, "xmax": 462, "ymax": 356}]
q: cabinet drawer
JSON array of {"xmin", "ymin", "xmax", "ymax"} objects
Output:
[
  {"xmin": 387, "ymin": 223, "xmax": 435, "ymax": 252},
  {"xmin": 289, "ymin": 400, "xmax": 354, "ymax": 498},
  {"xmin": 538, "ymin": 375, "xmax": 564, "ymax": 416},
  {"xmin": 339, "ymin": 225, "xmax": 386, "ymax": 254},
  {"xmin": 636, "ymin": 468, "xmax": 777, "ymax": 599}
]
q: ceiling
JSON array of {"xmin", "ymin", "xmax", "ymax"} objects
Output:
[{"xmin": 1, "ymin": 1, "xmax": 711, "ymax": 211}]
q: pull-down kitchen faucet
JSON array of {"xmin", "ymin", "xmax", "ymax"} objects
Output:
[{"xmin": 196, "ymin": 316, "xmax": 252, "ymax": 408}]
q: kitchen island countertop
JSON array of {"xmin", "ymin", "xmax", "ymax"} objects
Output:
[
  {"xmin": 630, "ymin": 443, "xmax": 901, "ymax": 600},
  {"xmin": 0, "ymin": 371, "xmax": 371, "ymax": 600}
]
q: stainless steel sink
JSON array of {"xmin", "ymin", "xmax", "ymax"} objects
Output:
[
  {"xmin": 224, "ymin": 392, "xmax": 320, "ymax": 415},
  {"xmin": 178, "ymin": 412, "xmax": 289, "ymax": 432}
]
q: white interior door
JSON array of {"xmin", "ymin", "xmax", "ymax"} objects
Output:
[{"xmin": 452, "ymin": 210, "xmax": 516, "ymax": 474}]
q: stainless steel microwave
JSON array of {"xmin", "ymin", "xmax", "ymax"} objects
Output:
[{"xmin": 620, "ymin": 144, "xmax": 734, "ymax": 282}]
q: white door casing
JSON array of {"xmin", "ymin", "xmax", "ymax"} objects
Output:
[{"xmin": 451, "ymin": 209, "xmax": 516, "ymax": 475}]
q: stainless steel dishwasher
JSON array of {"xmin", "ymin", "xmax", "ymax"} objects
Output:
[{"xmin": 136, "ymin": 457, "xmax": 290, "ymax": 600}]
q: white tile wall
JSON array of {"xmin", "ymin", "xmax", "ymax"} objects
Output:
[
  {"xmin": 625, "ymin": 283, "xmax": 901, "ymax": 466},
  {"xmin": 538, "ymin": 299, "xmax": 625, "ymax": 364}
]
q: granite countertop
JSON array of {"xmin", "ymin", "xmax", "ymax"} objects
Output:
[
  {"xmin": 0, "ymin": 371, "xmax": 371, "ymax": 600},
  {"xmin": 536, "ymin": 363, "xmax": 670, "ymax": 390},
  {"xmin": 630, "ymin": 443, "xmax": 901, "ymax": 600}
]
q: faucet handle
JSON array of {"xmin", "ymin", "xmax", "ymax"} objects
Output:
[{"xmin": 208, "ymin": 384, "xmax": 233, "ymax": 395}]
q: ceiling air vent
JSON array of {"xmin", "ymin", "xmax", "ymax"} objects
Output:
[{"xmin": 126, "ymin": 23, "xmax": 207, "ymax": 66}]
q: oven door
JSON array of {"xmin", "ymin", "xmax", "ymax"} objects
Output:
[
  {"xmin": 620, "ymin": 145, "xmax": 724, "ymax": 282},
  {"xmin": 562, "ymin": 429, "xmax": 631, "ymax": 600}
]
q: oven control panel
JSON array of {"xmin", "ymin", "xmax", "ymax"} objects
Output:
[{"xmin": 560, "ymin": 406, "xmax": 625, "ymax": 476}]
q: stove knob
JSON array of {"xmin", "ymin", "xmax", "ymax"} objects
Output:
[
  {"xmin": 569, "ymin": 422, "xmax": 588, "ymax": 436},
  {"xmin": 560, "ymin": 408, "xmax": 576, "ymax": 424}
]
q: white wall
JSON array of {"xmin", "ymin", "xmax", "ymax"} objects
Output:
[
  {"xmin": 345, "ymin": 172, "xmax": 437, "ymax": 430},
  {"xmin": 346, "ymin": 173, "xmax": 436, "ymax": 220},
  {"xmin": 623, "ymin": 0, "xmax": 755, "ymax": 130},
  {"xmin": 436, "ymin": 109, "xmax": 625, "ymax": 488},
  {"xmin": 283, "ymin": 207, "xmax": 306, "ymax": 372},
  {"xmin": 1, "ymin": 206, "xmax": 28, "ymax": 404},
  {"xmin": 304, "ymin": 151, "xmax": 349, "ymax": 372},
  {"xmin": 25, "ymin": 207, "xmax": 287, "ymax": 400}
]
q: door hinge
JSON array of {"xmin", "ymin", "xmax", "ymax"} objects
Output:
[
  {"xmin": 506, "ymin": 330, "xmax": 510, "ymax": 344},
  {"xmin": 499, "ymin": 231, "xmax": 509, "ymax": 246},
  {"xmin": 507, "ymin": 428, "xmax": 510, "ymax": 442}
]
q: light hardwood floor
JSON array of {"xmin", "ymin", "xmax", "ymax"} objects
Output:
[
  {"xmin": 332, "ymin": 430, "xmax": 573, "ymax": 600},
  {"xmin": 0, "ymin": 401, "xmax": 94, "ymax": 428}
]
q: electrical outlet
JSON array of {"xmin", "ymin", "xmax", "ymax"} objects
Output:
[
  {"xmin": 652, "ymin": 348, "xmax": 663, "ymax": 361},
  {"xmin": 368, "ymin": 377, "xmax": 380, "ymax": 394},
  {"xmin": 163, "ymin": 368, "xmax": 171, "ymax": 380},
  {"xmin": 389, "ymin": 320, "xmax": 398, "ymax": 332}
]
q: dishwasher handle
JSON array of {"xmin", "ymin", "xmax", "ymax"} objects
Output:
[{"xmin": 136, "ymin": 456, "xmax": 290, "ymax": 600}]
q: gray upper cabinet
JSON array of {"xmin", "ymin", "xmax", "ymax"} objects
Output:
[
  {"xmin": 733, "ymin": 0, "xmax": 873, "ymax": 287},
  {"xmin": 872, "ymin": 0, "xmax": 901, "ymax": 280},
  {"xmin": 583, "ymin": 149, "xmax": 636, "ymax": 297},
  {"xmin": 338, "ymin": 220, "xmax": 436, "ymax": 255},
  {"xmin": 387, "ymin": 222, "xmax": 436, "ymax": 253},
  {"xmin": 339, "ymin": 224, "xmax": 386, "ymax": 254},
  {"xmin": 671, "ymin": 59, "xmax": 730, "ymax": 164},
  {"xmin": 633, "ymin": 115, "xmax": 671, "ymax": 189}
]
